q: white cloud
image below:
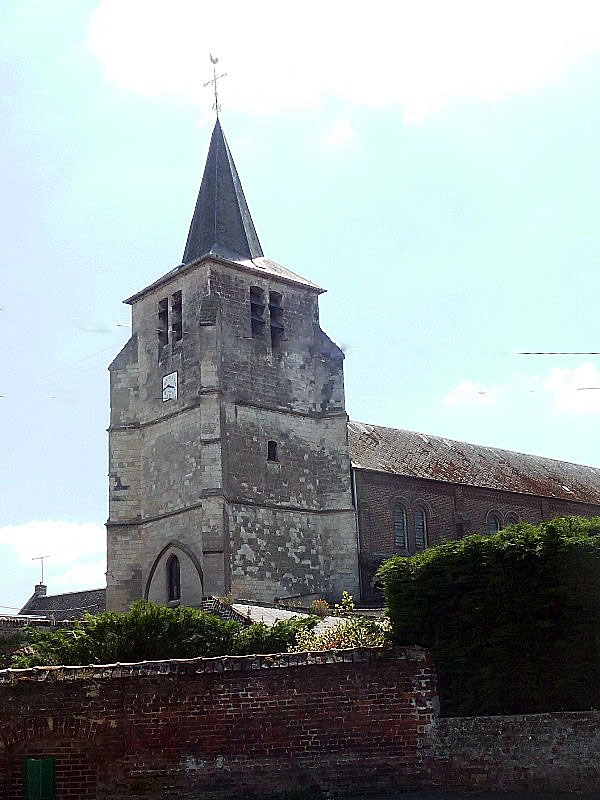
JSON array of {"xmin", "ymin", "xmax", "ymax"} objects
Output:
[
  {"xmin": 88, "ymin": 0, "xmax": 600, "ymax": 123},
  {"xmin": 443, "ymin": 379, "xmax": 504, "ymax": 408},
  {"xmin": 543, "ymin": 362, "xmax": 600, "ymax": 414},
  {"xmin": 444, "ymin": 363, "xmax": 600, "ymax": 414},
  {"xmin": 51, "ymin": 560, "xmax": 107, "ymax": 591},
  {"xmin": 0, "ymin": 520, "xmax": 105, "ymax": 567}
]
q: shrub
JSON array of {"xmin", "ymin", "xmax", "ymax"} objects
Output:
[
  {"xmin": 292, "ymin": 593, "xmax": 390, "ymax": 651},
  {"xmin": 9, "ymin": 602, "xmax": 315, "ymax": 668},
  {"xmin": 293, "ymin": 615, "xmax": 390, "ymax": 651},
  {"xmin": 378, "ymin": 516, "xmax": 600, "ymax": 716},
  {"xmin": 0, "ymin": 632, "xmax": 29, "ymax": 669},
  {"xmin": 233, "ymin": 616, "xmax": 318, "ymax": 655}
]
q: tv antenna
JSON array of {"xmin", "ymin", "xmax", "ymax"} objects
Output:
[{"xmin": 32, "ymin": 555, "xmax": 51, "ymax": 584}]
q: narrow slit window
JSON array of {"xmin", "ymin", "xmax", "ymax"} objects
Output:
[
  {"xmin": 394, "ymin": 506, "xmax": 407, "ymax": 552},
  {"xmin": 269, "ymin": 290, "xmax": 284, "ymax": 348},
  {"xmin": 250, "ymin": 286, "xmax": 266, "ymax": 337},
  {"xmin": 414, "ymin": 508, "xmax": 427, "ymax": 552},
  {"xmin": 267, "ymin": 440, "xmax": 278, "ymax": 462},
  {"xmin": 167, "ymin": 554, "xmax": 181, "ymax": 602},
  {"xmin": 158, "ymin": 298, "xmax": 169, "ymax": 347},
  {"xmin": 171, "ymin": 291, "xmax": 182, "ymax": 342}
]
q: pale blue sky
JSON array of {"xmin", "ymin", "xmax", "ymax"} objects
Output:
[{"xmin": 2, "ymin": 1, "xmax": 600, "ymax": 611}]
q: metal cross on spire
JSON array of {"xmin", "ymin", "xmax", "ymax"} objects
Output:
[{"xmin": 203, "ymin": 54, "xmax": 227, "ymax": 116}]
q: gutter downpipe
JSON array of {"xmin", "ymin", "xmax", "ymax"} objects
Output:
[{"xmin": 351, "ymin": 466, "xmax": 363, "ymax": 601}]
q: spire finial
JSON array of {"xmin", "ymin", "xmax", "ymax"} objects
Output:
[{"xmin": 203, "ymin": 54, "xmax": 227, "ymax": 116}]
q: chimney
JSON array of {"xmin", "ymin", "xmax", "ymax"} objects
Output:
[{"xmin": 34, "ymin": 583, "xmax": 47, "ymax": 597}]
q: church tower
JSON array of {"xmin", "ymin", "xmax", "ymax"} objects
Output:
[{"xmin": 106, "ymin": 120, "xmax": 359, "ymax": 611}]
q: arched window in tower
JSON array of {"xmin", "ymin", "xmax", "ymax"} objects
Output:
[
  {"xmin": 414, "ymin": 507, "xmax": 428, "ymax": 552},
  {"xmin": 487, "ymin": 513, "xmax": 502, "ymax": 535},
  {"xmin": 394, "ymin": 506, "xmax": 407, "ymax": 553},
  {"xmin": 167, "ymin": 554, "xmax": 181, "ymax": 602}
]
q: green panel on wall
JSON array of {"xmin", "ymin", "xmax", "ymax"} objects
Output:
[{"xmin": 23, "ymin": 756, "xmax": 55, "ymax": 800}]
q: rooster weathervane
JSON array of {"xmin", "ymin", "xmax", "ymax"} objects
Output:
[{"xmin": 203, "ymin": 54, "xmax": 227, "ymax": 116}]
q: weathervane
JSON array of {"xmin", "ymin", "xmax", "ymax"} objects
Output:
[{"xmin": 203, "ymin": 54, "xmax": 227, "ymax": 116}]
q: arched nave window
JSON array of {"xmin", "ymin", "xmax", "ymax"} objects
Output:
[
  {"xmin": 394, "ymin": 506, "xmax": 407, "ymax": 553},
  {"xmin": 414, "ymin": 508, "xmax": 428, "ymax": 552},
  {"xmin": 487, "ymin": 513, "xmax": 502, "ymax": 535}
]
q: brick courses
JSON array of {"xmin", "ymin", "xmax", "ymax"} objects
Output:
[
  {"xmin": 355, "ymin": 468, "xmax": 600, "ymax": 601},
  {"xmin": 0, "ymin": 648, "xmax": 436, "ymax": 799},
  {"xmin": 2, "ymin": 648, "xmax": 600, "ymax": 797}
]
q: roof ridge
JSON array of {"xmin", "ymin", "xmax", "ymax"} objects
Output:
[{"xmin": 33, "ymin": 587, "xmax": 106, "ymax": 600}]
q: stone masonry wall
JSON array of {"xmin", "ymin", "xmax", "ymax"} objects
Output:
[
  {"xmin": 428, "ymin": 711, "xmax": 600, "ymax": 792},
  {"xmin": 228, "ymin": 503, "xmax": 358, "ymax": 602}
]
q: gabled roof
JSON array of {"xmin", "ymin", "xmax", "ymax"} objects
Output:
[
  {"xmin": 19, "ymin": 588, "xmax": 106, "ymax": 621},
  {"xmin": 348, "ymin": 420, "xmax": 600, "ymax": 505},
  {"xmin": 182, "ymin": 118, "xmax": 263, "ymax": 264}
]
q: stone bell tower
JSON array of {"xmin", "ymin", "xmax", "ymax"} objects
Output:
[{"xmin": 106, "ymin": 119, "xmax": 359, "ymax": 611}]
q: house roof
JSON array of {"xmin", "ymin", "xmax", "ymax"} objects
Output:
[
  {"xmin": 19, "ymin": 588, "xmax": 106, "ymax": 621},
  {"xmin": 348, "ymin": 420, "xmax": 600, "ymax": 505}
]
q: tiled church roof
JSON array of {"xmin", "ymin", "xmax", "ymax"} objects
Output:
[{"xmin": 348, "ymin": 421, "xmax": 600, "ymax": 505}]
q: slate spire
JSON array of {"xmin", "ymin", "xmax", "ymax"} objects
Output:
[{"xmin": 182, "ymin": 119, "xmax": 263, "ymax": 265}]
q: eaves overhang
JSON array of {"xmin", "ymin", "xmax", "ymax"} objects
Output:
[{"xmin": 124, "ymin": 254, "xmax": 324, "ymax": 305}]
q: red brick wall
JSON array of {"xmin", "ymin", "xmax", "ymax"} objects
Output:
[
  {"xmin": 6, "ymin": 738, "xmax": 98, "ymax": 800},
  {"xmin": 355, "ymin": 469, "xmax": 600, "ymax": 601},
  {"xmin": 0, "ymin": 648, "xmax": 437, "ymax": 799},
  {"xmin": 2, "ymin": 649, "xmax": 600, "ymax": 797}
]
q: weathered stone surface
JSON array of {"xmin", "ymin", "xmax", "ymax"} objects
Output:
[{"xmin": 107, "ymin": 257, "xmax": 359, "ymax": 609}]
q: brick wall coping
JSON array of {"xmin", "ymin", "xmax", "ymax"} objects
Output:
[{"xmin": 0, "ymin": 645, "xmax": 427, "ymax": 685}]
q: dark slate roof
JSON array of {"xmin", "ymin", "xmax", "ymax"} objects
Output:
[
  {"xmin": 348, "ymin": 420, "xmax": 600, "ymax": 505},
  {"xmin": 124, "ymin": 120, "xmax": 321, "ymax": 304},
  {"xmin": 183, "ymin": 118, "xmax": 263, "ymax": 264},
  {"xmin": 19, "ymin": 588, "xmax": 106, "ymax": 621}
]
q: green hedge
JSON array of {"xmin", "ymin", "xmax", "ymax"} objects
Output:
[
  {"xmin": 9, "ymin": 601, "xmax": 317, "ymax": 668},
  {"xmin": 378, "ymin": 516, "xmax": 600, "ymax": 716}
]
